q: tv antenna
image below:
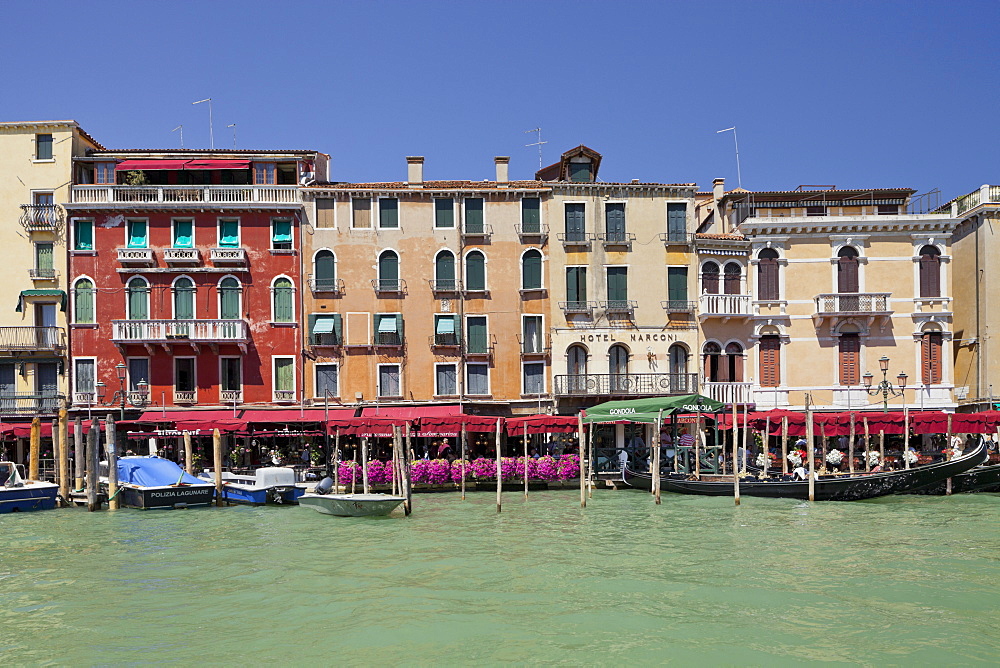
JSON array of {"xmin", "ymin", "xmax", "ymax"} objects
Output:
[
  {"xmin": 524, "ymin": 127, "xmax": 547, "ymax": 170},
  {"xmin": 227, "ymin": 123, "xmax": 237, "ymax": 149},
  {"xmin": 716, "ymin": 126, "xmax": 743, "ymax": 189},
  {"xmin": 171, "ymin": 125, "xmax": 184, "ymax": 149},
  {"xmin": 192, "ymin": 98, "xmax": 214, "ymax": 149}
]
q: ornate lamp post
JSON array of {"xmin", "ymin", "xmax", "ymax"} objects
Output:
[
  {"xmin": 862, "ymin": 356, "xmax": 907, "ymax": 413},
  {"xmin": 95, "ymin": 362, "xmax": 149, "ymax": 421}
]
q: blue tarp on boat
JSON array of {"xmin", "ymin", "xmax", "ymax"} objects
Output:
[{"xmin": 117, "ymin": 456, "xmax": 206, "ymax": 487}]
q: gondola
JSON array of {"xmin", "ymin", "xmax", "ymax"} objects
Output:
[
  {"xmin": 902, "ymin": 461, "xmax": 1000, "ymax": 495},
  {"xmin": 623, "ymin": 442, "xmax": 987, "ymax": 501}
]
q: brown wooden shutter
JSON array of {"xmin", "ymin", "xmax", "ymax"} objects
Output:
[
  {"xmin": 702, "ymin": 263, "xmax": 719, "ymax": 294},
  {"xmin": 758, "ymin": 259, "xmax": 779, "ymax": 300},
  {"xmin": 838, "ymin": 257, "xmax": 859, "ymax": 293},
  {"xmin": 839, "ymin": 334, "xmax": 860, "ymax": 385},
  {"xmin": 316, "ymin": 198, "xmax": 335, "ymax": 228},
  {"xmin": 920, "ymin": 255, "xmax": 940, "ymax": 298},
  {"xmin": 922, "ymin": 333, "xmax": 942, "ymax": 384},
  {"xmin": 726, "ymin": 343, "xmax": 743, "ymax": 382},
  {"xmin": 759, "ymin": 336, "xmax": 780, "ymax": 387},
  {"xmin": 724, "ymin": 263, "xmax": 741, "ymax": 295}
]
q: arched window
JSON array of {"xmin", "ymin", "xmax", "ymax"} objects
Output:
[
  {"xmin": 725, "ymin": 342, "xmax": 744, "ymax": 382},
  {"xmin": 837, "ymin": 246, "xmax": 860, "ymax": 293},
  {"xmin": 219, "ymin": 277, "xmax": 241, "ymax": 319},
  {"xmin": 702, "ymin": 261, "xmax": 720, "ymax": 294},
  {"xmin": 723, "ymin": 262, "xmax": 742, "ymax": 295},
  {"xmin": 378, "ymin": 250, "xmax": 399, "ymax": 291},
  {"xmin": 272, "ymin": 277, "xmax": 294, "ymax": 323},
  {"xmin": 434, "ymin": 250, "xmax": 455, "ymax": 290},
  {"xmin": 757, "ymin": 248, "xmax": 779, "ymax": 301},
  {"xmin": 522, "ymin": 249, "xmax": 542, "ymax": 290},
  {"xmin": 173, "ymin": 277, "xmax": 195, "ymax": 320},
  {"xmin": 314, "ymin": 250, "xmax": 336, "ymax": 291},
  {"xmin": 73, "ymin": 278, "xmax": 94, "ymax": 324},
  {"xmin": 759, "ymin": 335, "xmax": 781, "ymax": 387},
  {"xmin": 566, "ymin": 344, "xmax": 588, "ymax": 394},
  {"xmin": 465, "ymin": 250, "xmax": 486, "ymax": 291},
  {"xmin": 609, "ymin": 344, "xmax": 629, "ymax": 392},
  {"xmin": 126, "ymin": 277, "xmax": 149, "ymax": 320},
  {"xmin": 668, "ymin": 344, "xmax": 690, "ymax": 392},
  {"xmin": 703, "ymin": 342, "xmax": 722, "ymax": 382},
  {"xmin": 919, "ymin": 245, "xmax": 941, "ymax": 298},
  {"xmin": 921, "ymin": 330, "xmax": 943, "ymax": 384}
]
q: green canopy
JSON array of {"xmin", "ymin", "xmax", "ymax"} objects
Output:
[{"xmin": 583, "ymin": 394, "xmax": 725, "ymax": 424}]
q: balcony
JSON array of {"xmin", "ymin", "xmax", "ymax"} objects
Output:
[
  {"xmin": 19, "ymin": 204, "xmax": 62, "ymax": 232},
  {"xmin": 73, "ymin": 392, "xmax": 96, "ymax": 407},
  {"xmin": 0, "ymin": 393, "xmax": 64, "ymax": 415},
  {"xmin": 559, "ymin": 301, "xmax": 597, "ymax": 316},
  {"xmin": 557, "ymin": 232, "xmax": 594, "ymax": 248},
  {"xmin": 309, "ymin": 332, "xmax": 342, "ymax": 348},
  {"xmin": 163, "ymin": 248, "xmax": 201, "ymax": 264},
  {"xmin": 462, "ymin": 224, "xmax": 493, "ymax": 241},
  {"xmin": 661, "ymin": 300, "xmax": 697, "ymax": 313},
  {"xmin": 220, "ymin": 389, "xmax": 242, "ymax": 403},
  {"xmin": 174, "ymin": 390, "xmax": 197, "ymax": 404},
  {"xmin": 111, "ymin": 320, "xmax": 249, "ymax": 346},
  {"xmin": 516, "ymin": 223, "xmax": 548, "ymax": 244},
  {"xmin": 29, "ymin": 268, "xmax": 59, "ymax": 282},
  {"xmin": 372, "ymin": 279, "xmax": 407, "ymax": 296},
  {"xmin": 428, "ymin": 279, "xmax": 460, "ymax": 295},
  {"xmin": 659, "ymin": 232, "xmax": 695, "ymax": 246},
  {"xmin": 554, "ymin": 373, "xmax": 698, "ymax": 397},
  {"xmin": 117, "ymin": 248, "xmax": 154, "ymax": 265},
  {"xmin": 598, "ymin": 232, "xmax": 635, "ymax": 249},
  {"xmin": 308, "ymin": 277, "xmax": 345, "ymax": 295},
  {"xmin": 210, "ymin": 247, "xmax": 247, "ymax": 264},
  {"xmin": 69, "ymin": 185, "xmax": 301, "ymax": 208},
  {"xmin": 703, "ymin": 381, "xmax": 753, "ymax": 406},
  {"xmin": 699, "ymin": 294, "xmax": 752, "ymax": 320},
  {"xmin": 463, "ymin": 341, "xmax": 495, "ymax": 359},
  {"xmin": 273, "ymin": 390, "xmax": 295, "ymax": 403},
  {"xmin": 518, "ymin": 334, "xmax": 550, "ymax": 357},
  {"xmin": 373, "ymin": 332, "xmax": 404, "ymax": 348},
  {"xmin": 814, "ymin": 293, "xmax": 892, "ymax": 327},
  {"xmin": 429, "ymin": 333, "xmax": 461, "ymax": 349},
  {"xmin": 0, "ymin": 327, "xmax": 65, "ymax": 353},
  {"xmin": 601, "ymin": 300, "xmax": 637, "ymax": 316}
]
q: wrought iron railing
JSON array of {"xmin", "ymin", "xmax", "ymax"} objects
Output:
[
  {"xmin": 559, "ymin": 301, "xmax": 597, "ymax": 314},
  {"xmin": 0, "ymin": 327, "xmax": 64, "ymax": 351},
  {"xmin": 428, "ymin": 279, "xmax": 459, "ymax": 292},
  {"xmin": 373, "ymin": 332, "xmax": 404, "ymax": 347},
  {"xmin": 660, "ymin": 300, "xmax": 697, "ymax": 312},
  {"xmin": 516, "ymin": 223, "xmax": 548, "ymax": 238},
  {"xmin": 71, "ymin": 185, "xmax": 300, "ymax": 205},
  {"xmin": 557, "ymin": 232, "xmax": 594, "ymax": 244},
  {"xmin": 372, "ymin": 278, "xmax": 406, "ymax": 294},
  {"xmin": 601, "ymin": 300, "xmax": 637, "ymax": 314},
  {"xmin": 19, "ymin": 204, "xmax": 63, "ymax": 231},
  {"xmin": 553, "ymin": 373, "xmax": 698, "ymax": 396},
  {"xmin": 462, "ymin": 224, "xmax": 493, "ymax": 238},
  {"xmin": 308, "ymin": 276, "xmax": 345, "ymax": 294},
  {"xmin": 659, "ymin": 232, "xmax": 695, "ymax": 245},
  {"xmin": 598, "ymin": 232, "xmax": 635, "ymax": 245},
  {"xmin": 28, "ymin": 268, "xmax": 58, "ymax": 280},
  {"xmin": 429, "ymin": 333, "xmax": 461, "ymax": 348},
  {"xmin": 0, "ymin": 393, "xmax": 64, "ymax": 415}
]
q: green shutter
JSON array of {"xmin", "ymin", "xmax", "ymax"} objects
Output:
[
  {"xmin": 128, "ymin": 281, "xmax": 147, "ymax": 320},
  {"xmin": 566, "ymin": 267, "xmax": 586, "ymax": 304},
  {"xmin": 465, "ymin": 252, "xmax": 485, "ymax": 291},
  {"xmin": 127, "ymin": 220, "xmax": 147, "ymax": 248},
  {"xmin": 607, "ymin": 267, "xmax": 627, "ymax": 301},
  {"xmin": 75, "ymin": 220, "xmax": 93, "ymax": 250},
  {"xmin": 521, "ymin": 198, "xmax": 540, "ymax": 233},
  {"xmin": 467, "ymin": 317, "xmax": 487, "ymax": 353},
  {"xmin": 667, "ymin": 203, "xmax": 687, "ymax": 241},
  {"xmin": 220, "ymin": 278, "xmax": 240, "ymax": 319},
  {"xmin": 435, "ymin": 199, "xmax": 454, "ymax": 228},
  {"xmin": 314, "ymin": 250, "xmax": 336, "ymax": 290},
  {"xmin": 74, "ymin": 279, "xmax": 94, "ymax": 324},
  {"xmin": 565, "ymin": 203, "xmax": 585, "ymax": 240},
  {"xmin": 36, "ymin": 243, "xmax": 53, "ymax": 273},
  {"xmin": 219, "ymin": 220, "xmax": 239, "ymax": 247},
  {"xmin": 174, "ymin": 279, "xmax": 194, "ymax": 319},
  {"xmin": 273, "ymin": 278, "xmax": 293, "ymax": 322},
  {"xmin": 332, "ymin": 313, "xmax": 343, "ymax": 344},
  {"xmin": 307, "ymin": 313, "xmax": 318, "ymax": 344},
  {"xmin": 379, "ymin": 251, "xmax": 398, "ymax": 288},
  {"xmin": 435, "ymin": 252, "xmax": 455, "ymax": 288},
  {"xmin": 379, "ymin": 198, "xmax": 399, "ymax": 228},
  {"xmin": 522, "ymin": 250, "xmax": 541, "ymax": 290},
  {"xmin": 570, "ymin": 162, "xmax": 590, "ymax": 182},
  {"xmin": 174, "ymin": 220, "xmax": 193, "ymax": 248},
  {"xmin": 464, "ymin": 198, "xmax": 484, "ymax": 234},
  {"xmin": 275, "ymin": 358, "xmax": 293, "ymax": 392},
  {"xmin": 605, "ymin": 204, "xmax": 625, "ymax": 239},
  {"xmin": 667, "ymin": 267, "xmax": 688, "ymax": 302}
]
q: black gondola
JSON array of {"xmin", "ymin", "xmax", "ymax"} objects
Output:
[
  {"xmin": 623, "ymin": 442, "xmax": 987, "ymax": 501},
  {"xmin": 903, "ymin": 462, "xmax": 1000, "ymax": 495}
]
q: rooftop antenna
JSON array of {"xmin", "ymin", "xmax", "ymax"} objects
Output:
[
  {"xmin": 171, "ymin": 125, "xmax": 184, "ymax": 149},
  {"xmin": 227, "ymin": 123, "xmax": 237, "ymax": 149},
  {"xmin": 524, "ymin": 127, "xmax": 547, "ymax": 170},
  {"xmin": 192, "ymin": 98, "xmax": 214, "ymax": 149},
  {"xmin": 716, "ymin": 126, "xmax": 743, "ymax": 189}
]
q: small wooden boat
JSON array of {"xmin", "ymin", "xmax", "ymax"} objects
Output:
[
  {"xmin": 0, "ymin": 461, "xmax": 58, "ymax": 513},
  {"xmin": 903, "ymin": 462, "xmax": 1000, "ymax": 495},
  {"xmin": 199, "ymin": 467, "xmax": 304, "ymax": 505},
  {"xmin": 624, "ymin": 442, "xmax": 987, "ymax": 501},
  {"xmin": 110, "ymin": 456, "xmax": 216, "ymax": 509},
  {"xmin": 298, "ymin": 476, "xmax": 405, "ymax": 517}
]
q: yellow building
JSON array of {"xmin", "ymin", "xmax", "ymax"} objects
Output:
[
  {"xmin": 707, "ymin": 183, "xmax": 957, "ymax": 412},
  {"xmin": 0, "ymin": 121, "xmax": 102, "ymax": 426}
]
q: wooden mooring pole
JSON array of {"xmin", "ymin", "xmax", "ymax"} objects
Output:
[
  {"xmin": 28, "ymin": 417, "xmax": 40, "ymax": 482},
  {"xmin": 653, "ymin": 410, "xmax": 662, "ymax": 505},
  {"xmin": 183, "ymin": 431, "xmax": 193, "ymax": 474},
  {"xmin": 86, "ymin": 420, "xmax": 100, "ymax": 512},
  {"xmin": 495, "ymin": 418, "xmax": 502, "ymax": 514},
  {"xmin": 577, "ymin": 413, "xmax": 585, "ymax": 509},
  {"xmin": 212, "ymin": 428, "xmax": 223, "ymax": 507},
  {"xmin": 106, "ymin": 414, "xmax": 119, "ymax": 510},
  {"xmin": 460, "ymin": 424, "xmax": 467, "ymax": 501},
  {"xmin": 57, "ymin": 407, "xmax": 69, "ymax": 504},
  {"xmin": 945, "ymin": 413, "xmax": 953, "ymax": 496},
  {"xmin": 523, "ymin": 422, "xmax": 529, "ymax": 501},
  {"xmin": 806, "ymin": 403, "xmax": 815, "ymax": 502},
  {"xmin": 403, "ymin": 422, "xmax": 412, "ymax": 516},
  {"xmin": 863, "ymin": 417, "xmax": 871, "ymax": 472},
  {"xmin": 781, "ymin": 416, "xmax": 788, "ymax": 475},
  {"xmin": 74, "ymin": 417, "xmax": 84, "ymax": 492},
  {"xmin": 848, "ymin": 412, "xmax": 856, "ymax": 475},
  {"xmin": 731, "ymin": 401, "xmax": 740, "ymax": 505}
]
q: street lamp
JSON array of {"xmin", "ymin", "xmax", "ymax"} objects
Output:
[
  {"xmin": 862, "ymin": 356, "xmax": 907, "ymax": 412},
  {"xmin": 96, "ymin": 363, "xmax": 150, "ymax": 420}
]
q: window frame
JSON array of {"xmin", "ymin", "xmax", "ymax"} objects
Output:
[
  {"xmin": 522, "ymin": 361, "xmax": 546, "ymax": 396},
  {"xmin": 270, "ymin": 217, "xmax": 293, "ymax": 251},
  {"xmin": 72, "ymin": 218, "xmax": 95, "ymax": 252},
  {"xmin": 464, "ymin": 314, "xmax": 490, "ymax": 354},
  {"xmin": 173, "ymin": 356, "xmax": 197, "ymax": 394},
  {"xmin": 563, "ymin": 201, "xmax": 586, "ymax": 241},
  {"xmin": 314, "ymin": 362, "xmax": 339, "ymax": 400},
  {"xmin": 126, "ymin": 276, "xmax": 150, "ymax": 320},
  {"xmin": 171, "ymin": 275, "xmax": 196, "ymax": 320},
  {"xmin": 126, "ymin": 356, "xmax": 151, "ymax": 392},
  {"xmin": 465, "ymin": 362, "xmax": 490, "ymax": 396},
  {"xmin": 521, "ymin": 314, "xmax": 544, "ymax": 354},
  {"xmin": 272, "ymin": 355, "xmax": 296, "ymax": 400},
  {"xmin": 520, "ymin": 248, "xmax": 543, "ymax": 291},
  {"xmin": 219, "ymin": 356, "xmax": 243, "ymax": 393},
  {"xmin": 520, "ymin": 196, "xmax": 542, "ymax": 234},
  {"xmin": 434, "ymin": 362, "xmax": 458, "ymax": 397},
  {"xmin": 377, "ymin": 363, "xmax": 402, "ymax": 398},
  {"xmin": 351, "ymin": 197, "xmax": 373, "ymax": 229},
  {"xmin": 126, "ymin": 218, "xmax": 149, "ymax": 249},
  {"xmin": 35, "ymin": 133, "xmax": 53, "ymax": 161},
  {"xmin": 72, "ymin": 276, "xmax": 96, "ymax": 324},
  {"xmin": 463, "ymin": 197, "xmax": 485, "ymax": 234},
  {"xmin": 270, "ymin": 275, "xmax": 296, "ymax": 324},
  {"xmin": 217, "ymin": 217, "xmax": 241, "ymax": 249},
  {"xmin": 378, "ymin": 197, "xmax": 399, "ymax": 229},
  {"xmin": 217, "ymin": 275, "xmax": 243, "ymax": 320},
  {"xmin": 171, "ymin": 217, "xmax": 195, "ymax": 249},
  {"xmin": 463, "ymin": 249, "xmax": 488, "ymax": 292},
  {"xmin": 73, "ymin": 357, "xmax": 97, "ymax": 397},
  {"xmin": 434, "ymin": 198, "xmax": 456, "ymax": 229}
]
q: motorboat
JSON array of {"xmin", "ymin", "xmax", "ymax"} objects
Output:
[
  {"xmin": 0, "ymin": 461, "xmax": 58, "ymax": 513},
  {"xmin": 199, "ymin": 467, "xmax": 304, "ymax": 505},
  {"xmin": 298, "ymin": 477, "xmax": 406, "ymax": 517},
  {"xmin": 109, "ymin": 456, "xmax": 215, "ymax": 509}
]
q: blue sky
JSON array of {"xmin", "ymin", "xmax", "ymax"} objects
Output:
[{"xmin": 3, "ymin": 1, "xmax": 997, "ymax": 202}]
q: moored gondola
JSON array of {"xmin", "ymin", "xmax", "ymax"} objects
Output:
[
  {"xmin": 903, "ymin": 461, "xmax": 1000, "ymax": 495},
  {"xmin": 623, "ymin": 442, "xmax": 987, "ymax": 501}
]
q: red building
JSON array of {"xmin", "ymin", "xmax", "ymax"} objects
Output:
[{"xmin": 63, "ymin": 149, "xmax": 327, "ymax": 417}]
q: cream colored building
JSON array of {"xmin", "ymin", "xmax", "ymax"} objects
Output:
[{"xmin": 0, "ymin": 121, "xmax": 102, "ymax": 421}]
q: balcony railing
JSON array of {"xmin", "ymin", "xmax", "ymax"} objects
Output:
[
  {"xmin": 309, "ymin": 332, "xmax": 342, "ymax": 347},
  {"xmin": 557, "ymin": 232, "xmax": 594, "ymax": 246},
  {"xmin": 0, "ymin": 393, "xmax": 64, "ymax": 415},
  {"xmin": 29, "ymin": 268, "xmax": 58, "ymax": 280},
  {"xmin": 661, "ymin": 300, "xmax": 697, "ymax": 313},
  {"xmin": 699, "ymin": 294, "xmax": 752, "ymax": 317},
  {"xmin": 815, "ymin": 293, "xmax": 891, "ymax": 315},
  {"xmin": 273, "ymin": 390, "xmax": 295, "ymax": 402},
  {"xmin": 71, "ymin": 185, "xmax": 301, "ymax": 205},
  {"xmin": 516, "ymin": 223, "xmax": 548, "ymax": 241},
  {"xmin": 308, "ymin": 277, "xmax": 345, "ymax": 295},
  {"xmin": 659, "ymin": 232, "xmax": 695, "ymax": 246},
  {"xmin": 703, "ymin": 381, "xmax": 753, "ymax": 406},
  {"xmin": 210, "ymin": 247, "xmax": 247, "ymax": 264},
  {"xmin": 559, "ymin": 301, "xmax": 597, "ymax": 314},
  {"xmin": 220, "ymin": 389, "xmax": 242, "ymax": 403},
  {"xmin": 19, "ymin": 204, "xmax": 62, "ymax": 231},
  {"xmin": 373, "ymin": 332, "xmax": 404, "ymax": 347},
  {"xmin": 372, "ymin": 278, "xmax": 406, "ymax": 294},
  {"xmin": 428, "ymin": 279, "xmax": 460, "ymax": 293},
  {"xmin": 517, "ymin": 334, "xmax": 550, "ymax": 356},
  {"xmin": 117, "ymin": 248, "xmax": 154, "ymax": 264},
  {"xmin": 462, "ymin": 224, "xmax": 493, "ymax": 239},
  {"xmin": 0, "ymin": 327, "xmax": 65, "ymax": 352},
  {"xmin": 429, "ymin": 333, "xmax": 461, "ymax": 348},
  {"xmin": 73, "ymin": 392, "xmax": 96, "ymax": 406},
  {"xmin": 601, "ymin": 300, "xmax": 637, "ymax": 315},
  {"xmin": 598, "ymin": 232, "xmax": 635, "ymax": 247},
  {"xmin": 163, "ymin": 248, "xmax": 201, "ymax": 264},
  {"xmin": 554, "ymin": 373, "xmax": 698, "ymax": 397},
  {"xmin": 111, "ymin": 319, "xmax": 248, "ymax": 343},
  {"xmin": 174, "ymin": 390, "xmax": 197, "ymax": 404}
]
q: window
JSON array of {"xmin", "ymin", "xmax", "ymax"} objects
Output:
[
  {"xmin": 316, "ymin": 198, "xmax": 335, "ymax": 228},
  {"xmin": 219, "ymin": 277, "xmax": 241, "ymax": 319},
  {"xmin": 522, "ymin": 315, "xmax": 543, "ymax": 353},
  {"xmin": 564, "ymin": 203, "xmax": 585, "ymax": 241},
  {"xmin": 378, "ymin": 250, "xmax": 399, "ymax": 291},
  {"xmin": 605, "ymin": 203, "xmax": 626, "ymax": 241},
  {"xmin": 569, "ymin": 161, "xmax": 591, "ymax": 182},
  {"xmin": 271, "ymin": 219, "xmax": 292, "ymax": 250},
  {"xmin": 522, "ymin": 249, "xmax": 542, "ymax": 290},
  {"xmin": 73, "ymin": 219, "xmax": 94, "ymax": 251},
  {"xmin": 668, "ymin": 344, "xmax": 689, "ymax": 375},
  {"xmin": 464, "ymin": 198, "xmax": 484, "ymax": 234},
  {"xmin": 73, "ymin": 278, "xmax": 95, "ymax": 323},
  {"xmin": 667, "ymin": 267, "xmax": 688, "ymax": 306},
  {"xmin": 434, "ymin": 314, "xmax": 459, "ymax": 346},
  {"xmin": 272, "ymin": 277, "xmax": 294, "ymax": 323},
  {"xmin": 838, "ymin": 333, "xmax": 860, "ymax": 386},
  {"xmin": 308, "ymin": 313, "xmax": 342, "ymax": 346},
  {"xmin": 877, "ymin": 204, "xmax": 898, "ymax": 215},
  {"xmin": 315, "ymin": 364, "xmax": 339, "ymax": 399},
  {"xmin": 466, "ymin": 363, "xmax": 489, "ymax": 395},
  {"xmin": 521, "ymin": 197, "xmax": 541, "ymax": 233},
  {"xmin": 37, "ymin": 363, "xmax": 58, "ymax": 407},
  {"xmin": 434, "ymin": 250, "xmax": 456, "ymax": 290},
  {"xmin": 175, "ymin": 358, "xmax": 195, "ymax": 393},
  {"xmin": 379, "ymin": 198, "xmax": 399, "ymax": 229},
  {"xmin": 436, "ymin": 364, "xmax": 457, "ymax": 396},
  {"xmin": 218, "ymin": 219, "xmax": 240, "ymax": 248},
  {"xmin": 96, "ymin": 162, "xmax": 116, "ymax": 184},
  {"xmin": 434, "ymin": 199, "xmax": 455, "ymax": 228},
  {"xmin": 378, "ymin": 364, "xmax": 401, "ymax": 397},
  {"xmin": 757, "ymin": 249, "xmax": 780, "ymax": 301},
  {"xmin": 806, "ymin": 205, "xmax": 827, "ymax": 216},
  {"xmin": 523, "ymin": 362, "xmax": 545, "ymax": 395},
  {"xmin": 375, "ymin": 313, "xmax": 402, "ymax": 346},
  {"xmin": 313, "ymin": 250, "xmax": 337, "ymax": 291},
  {"xmin": 704, "ymin": 342, "xmax": 721, "ymax": 382},
  {"xmin": 254, "ymin": 162, "xmax": 276, "ymax": 185},
  {"xmin": 75, "ymin": 359, "xmax": 96, "ymax": 397},
  {"xmin": 921, "ymin": 332, "xmax": 943, "ymax": 384},
  {"xmin": 759, "ymin": 336, "xmax": 781, "ymax": 387},
  {"xmin": 837, "ymin": 246, "xmax": 860, "ymax": 293},
  {"xmin": 666, "ymin": 203, "xmax": 687, "ymax": 242},
  {"xmin": 606, "ymin": 267, "xmax": 628, "ymax": 303},
  {"xmin": 701, "ymin": 262, "xmax": 720, "ymax": 294},
  {"xmin": 36, "ymin": 134, "xmax": 53, "ymax": 160},
  {"xmin": 221, "ymin": 357, "xmax": 242, "ymax": 392},
  {"xmin": 352, "ymin": 198, "xmax": 372, "ymax": 228},
  {"xmin": 466, "ymin": 316, "xmax": 488, "ymax": 354},
  {"xmin": 725, "ymin": 343, "xmax": 744, "ymax": 382},
  {"xmin": 566, "ymin": 266, "xmax": 587, "ymax": 306},
  {"xmin": 173, "ymin": 277, "xmax": 195, "ymax": 319},
  {"xmin": 127, "ymin": 219, "xmax": 147, "ymax": 248},
  {"xmin": 609, "ymin": 344, "xmax": 629, "ymax": 375},
  {"xmin": 34, "ymin": 243, "xmax": 54, "ymax": 278},
  {"xmin": 274, "ymin": 357, "xmax": 295, "ymax": 398},
  {"xmin": 723, "ymin": 262, "xmax": 741, "ymax": 295},
  {"xmin": 919, "ymin": 245, "xmax": 941, "ymax": 298},
  {"xmin": 126, "ymin": 277, "xmax": 149, "ymax": 320},
  {"xmin": 566, "ymin": 344, "xmax": 588, "ymax": 393},
  {"xmin": 465, "ymin": 251, "xmax": 486, "ymax": 291},
  {"xmin": 128, "ymin": 358, "xmax": 149, "ymax": 391},
  {"xmin": 173, "ymin": 219, "xmax": 194, "ymax": 248}
]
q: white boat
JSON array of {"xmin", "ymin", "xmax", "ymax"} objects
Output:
[
  {"xmin": 199, "ymin": 467, "xmax": 303, "ymax": 505},
  {"xmin": 298, "ymin": 491, "xmax": 406, "ymax": 517},
  {"xmin": 0, "ymin": 462, "xmax": 59, "ymax": 513}
]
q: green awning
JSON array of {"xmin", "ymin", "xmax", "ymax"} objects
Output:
[
  {"xmin": 313, "ymin": 315, "xmax": 336, "ymax": 334},
  {"xmin": 583, "ymin": 394, "xmax": 725, "ymax": 424},
  {"xmin": 15, "ymin": 290, "xmax": 67, "ymax": 312},
  {"xmin": 435, "ymin": 316, "xmax": 455, "ymax": 334},
  {"xmin": 377, "ymin": 315, "xmax": 398, "ymax": 333}
]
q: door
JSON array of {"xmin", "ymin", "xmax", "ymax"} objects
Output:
[
  {"xmin": 564, "ymin": 203, "xmax": 585, "ymax": 241},
  {"xmin": 609, "ymin": 344, "xmax": 629, "ymax": 393},
  {"xmin": 605, "ymin": 203, "xmax": 625, "ymax": 242},
  {"xmin": 837, "ymin": 247, "xmax": 859, "ymax": 311},
  {"xmin": 567, "ymin": 345, "xmax": 588, "ymax": 394},
  {"xmin": 667, "ymin": 203, "xmax": 686, "ymax": 242},
  {"xmin": 36, "ymin": 362, "xmax": 58, "ymax": 412},
  {"xmin": 34, "ymin": 303, "xmax": 57, "ymax": 349}
]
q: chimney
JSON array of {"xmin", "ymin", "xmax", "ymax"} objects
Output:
[
  {"xmin": 406, "ymin": 156, "xmax": 424, "ymax": 187},
  {"xmin": 713, "ymin": 177, "xmax": 725, "ymax": 202},
  {"xmin": 494, "ymin": 156, "xmax": 510, "ymax": 185}
]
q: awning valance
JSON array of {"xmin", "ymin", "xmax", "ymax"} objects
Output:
[
  {"xmin": 15, "ymin": 289, "xmax": 66, "ymax": 312},
  {"xmin": 184, "ymin": 159, "xmax": 251, "ymax": 170},
  {"xmin": 115, "ymin": 159, "xmax": 252, "ymax": 171},
  {"xmin": 313, "ymin": 316, "xmax": 336, "ymax": 334}
]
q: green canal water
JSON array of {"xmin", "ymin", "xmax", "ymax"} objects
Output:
[{"xmin": 2, "ymin": 490, "xmax": 998, "ymax": 666}]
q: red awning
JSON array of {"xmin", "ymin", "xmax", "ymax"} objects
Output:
[
  {"xmin": 505, "ymin": 415, "xmax": 578, "ymax": 435},
  {"xmin": 241, "ymin": 408, "xmax": 354, "ymax": 424},
  {"xmin": 360, "ymin": 405, "xmax": 461, "ymax": 419},
  {"xmin": 327, "ymin": 416, "xmax": 410, "ymax": 437},
  {"xmin": 137, "ymin": 410, "xmax": 242, "ymax": 424},
  {"xmin": 421, "ymin": 414, "xmax": 501, "ymax": 434},
  {"xmin": 184, "ymin": 159, "xmax": 251, "ymax": 170},
  {"xmin": 172, "ymin": 418, "xmax": 247, "ymax": 433},
  {"xmin": 115, "ymin": 159, "xmax": 190, "ymax": 171}
]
